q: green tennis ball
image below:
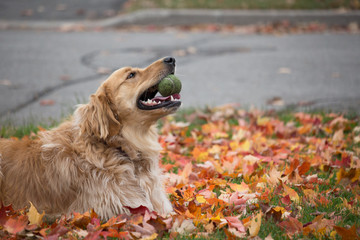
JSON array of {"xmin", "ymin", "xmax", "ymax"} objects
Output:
[
  {"xmin": 168, "ymin": 75, "xmax": 182, "ymax": 94},
  {"xmin": 158, "ymin": 77, "xmax": 174, "ymax": 97}
]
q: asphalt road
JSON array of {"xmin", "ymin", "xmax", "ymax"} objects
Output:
[
  {"xmin": 0, "ymin": 30, "xmax": 359, "ymax": 125},
  {"xmin": 0, "ymin": 0, "xmax": 127, "ymax": 21}
]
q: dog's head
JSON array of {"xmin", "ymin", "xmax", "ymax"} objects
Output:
[{"xmin": 75, "ymin": 57, "xmax": 181, "ymax": 139}]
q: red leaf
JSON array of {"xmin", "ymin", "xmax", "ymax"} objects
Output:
[
  {"xmin": 4, "ymin": 215, "xmax": 28, "ymax": 235},
  {"xmin": 225, "ymin": 216, "xmax": 246, "ymax": 233},
  {"xmin": 48, "ymin": 224, "xmax": 69, "ymax": 237},
  {"xmin": 45, "ymin": 235, "xmax": 61, "ymax": 240},
  {"xmin": 126, "ymin": 205, "xmax": 151, "ymax": 215},
  {"xmin": 281, "ymin": 195, "xmax": 291, "ymax": 205},
  {"xmin": 40, "ymin": 99, "xmax": 55, "ymax": 106},
  {"xmin": 0, "ymin": 204, "xmax": 13, "ymax": 226},
  {"xmin": 278, "ymin": 217, "xmax": 303, "ymax": 235},
  {"xmin": 334, "ymin": 153, "xmax": 351, "ymax": 168},
  {"xmin": 84, "ymin": 230, "xmax": 102, "ymax": 240}
]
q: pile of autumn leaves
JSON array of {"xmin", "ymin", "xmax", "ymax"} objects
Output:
[{"xmin": 1, "ymin": 106, "xmax": 360, "ymax": 239}]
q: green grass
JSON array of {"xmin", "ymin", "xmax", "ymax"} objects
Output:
[
  {"xmin": 258, "ymin": 218, "xmax": 285, "ymax": 240},
  {"xmin": 125, "ymin": 0, "xmax": 360, "ymax": 11},
  {"xmin": 0, "ymin": 122, "xmax": 56, "ymax": 139},
  {"xmin": 1, "ymin": 108, "xmax": 359, "ymax": 239}
]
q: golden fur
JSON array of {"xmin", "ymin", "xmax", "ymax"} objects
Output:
[{"xmin": 0, "ymin": 58, "xmax": 179, "ymax": 219}]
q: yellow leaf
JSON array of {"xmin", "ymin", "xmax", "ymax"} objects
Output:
[
  {"xmin": 27, "ymin": 202, "xmax": 44, "ymax": 226},
  {"xmin": 351, "ymin": 169, "xmax": 360, "ymax": 182},
  {"xmin": 298, "ymin": 124, "xmax": 312, "ymax": 134},
  {"xmin": 240, "ymin": 140, "xmax": 251, "ymax": 151},
  {"xmin": 257, "ymin": 117, "xmax": 270, "ymax": 126},
  {"xmin": 249, "ymin": 212, "xmax": 262, "ymax": 237},
  {"xmin": 198, "ymin": 152, "xmax": 209, "ymax": 161},
  {"xmin": 228, "ymin": 182, "xmax": 249, "ymax": 193},
  {"xmin": 210, "ymin": 215, "xmax": 221, "ymax": 222},
  {"xmin": 232, "ymin": 129, "xmax": 246, "ymax": 141},
  {"xmin": 208, "ymin": 145, "xmax": 222, "ymax": 155},
  {"xmin": 273, "ymin": 206, "xmax": 286, "ymax": 214},
  {"xmin": 196, "ymin": 195, "xmax": 206, "ymax": 204},
  {"xmin": 211, "ymin": 160, "xmax": 224, "ymax": 174},
  {"xmin": 142, "ymin": 233, "xmax": 158, "ymax": 240},
  {"xmin": 230, "ymin": 141, "xmax": 240, "ymax": 150}
]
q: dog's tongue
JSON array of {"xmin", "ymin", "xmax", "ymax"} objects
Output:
[{"xmin": 153, "ymin": 93, "xmax": 180, "ymax": 102}]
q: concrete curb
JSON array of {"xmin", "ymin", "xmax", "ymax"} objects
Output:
[{"xmin": 1, "ymin": 9, "xmax": 360, "ymax": 30}]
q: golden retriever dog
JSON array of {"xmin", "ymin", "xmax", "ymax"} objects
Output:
[{"xmin": 0, "ymin": 57, "xmax": 181, "ymax": 219}]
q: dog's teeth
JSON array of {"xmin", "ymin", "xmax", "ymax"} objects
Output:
[
  {"xmin": 141, "ymin": 99, "xmax": 165, "ymax": 106},
  {"xmin": 171, "ymin": 95, "xmax": 174, "ymax": 101}
]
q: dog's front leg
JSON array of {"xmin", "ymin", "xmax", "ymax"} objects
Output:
[
  {"xmin": 150, "ymin": 183, "xmax": 173, "ymax": 215},
  {"xmin": 140, "ymin": 173, "xmax": 173, "ymax": 215},
  {"xmin": 70, "ymin": 180, "xmax": 154, "ymax": 220}
]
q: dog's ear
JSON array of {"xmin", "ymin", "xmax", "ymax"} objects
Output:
[{"xmin": 74, "ymin": 88, "xmax": 121, "ymax": 139}]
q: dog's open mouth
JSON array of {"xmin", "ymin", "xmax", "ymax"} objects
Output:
[{"xmin": 137, "ymin": 82, "xmax": 181, "ymax": 110}]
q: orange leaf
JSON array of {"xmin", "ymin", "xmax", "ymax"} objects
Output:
[
  {"xmin": 282, "ymin": 182, "xmax": 300, "ymax": 203},
  {"xmin": 298, "ymin": 161, "xmax": 310, "ymax": 176},
  {"xmin": 298, "ymin": 124, "xmax": 312, "ymax": 134},
  {"xmin": 228, "ymin": 182, "xmax": 249, "ymax": 193},
  {"xmin": 334, "ymin": 225, "xmax": 360, "ymax": 240}
]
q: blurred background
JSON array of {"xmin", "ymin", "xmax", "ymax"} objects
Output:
[{"xmin": 0, "ymin": 0, "xmax": 359, "ymax": 125}]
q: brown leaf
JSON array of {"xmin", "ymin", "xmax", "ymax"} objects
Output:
[{"xmin": 267, "ymin": 97, "xmax": 285, "ymax": 106}]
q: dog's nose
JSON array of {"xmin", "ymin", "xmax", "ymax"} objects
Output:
[{"xmin": 163, "ymin": 57, "xmax": 176, "ymax": 66}]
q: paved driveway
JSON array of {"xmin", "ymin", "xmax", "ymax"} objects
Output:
[{"xmin": 0, "ymin": 30, "xmax": 359, "ymax": 124}]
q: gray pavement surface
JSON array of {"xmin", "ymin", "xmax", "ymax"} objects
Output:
[
  {"xmin": 1, "ymin": 9, "xmax": 360, "ymax": 30},
  {"xmin": 0, "ymin": 0, "xmax": 126, "ymax": 21},
  {"xmin": 0, "ymin": 30, "xmax": 359, "ymax": 125}
]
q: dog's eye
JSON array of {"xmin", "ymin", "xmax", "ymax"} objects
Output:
[{"xmin": 127, "ymin": 72, "xmax": 136, "ymax": 79}]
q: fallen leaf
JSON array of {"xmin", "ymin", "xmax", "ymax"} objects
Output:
[
  {"xmin": 282, "ymin": 182, "xmax": 300, "ymax": 203},
  {"xmin": 172, "ymin": 219, "xmax": 196, "ymax": 234},
  {"xmin": 4, "ymin": 215, "xmax": 28, "ymax": 235},
  {"xmin": 267, "ymin": 97, "xmax": 285, "ymax": 106},
  {"xmin": 278, "ymin": 67, "xmax": 292, "ymax": 74},
  {"xmin": 278, "ymin": 217, "xmax": 302, "ymax": 235},
  {"xmin": 334, "ymin": 225, "xmax": 360, "ymax": 240},
  {"xmin": 27, "ymin": 202, "xmax": 44, "ymax": 226},
  {"xmin": 40, "ymin": 99, "xmax": 55, "ymax": 106},
  {"xmin": 225, "ymin": 216, "xmax": 246, "ymax": 233},
  {"xmin": 0, "ymin": 79, "xmax": 12, "ymax": 86},
  {"xmin": 249, "ymin": 212, "xmax": 262, "ymax": 237}
]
